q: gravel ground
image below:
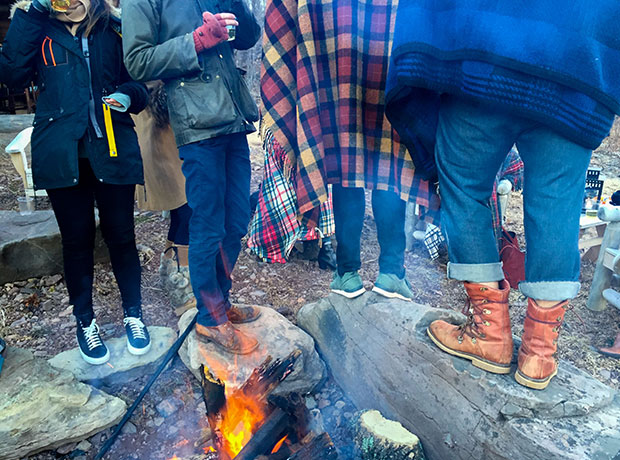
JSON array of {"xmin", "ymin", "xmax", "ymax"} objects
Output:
[{"xmin": 0, "ymin": 119, "xmax": 619, "ymax": 459}]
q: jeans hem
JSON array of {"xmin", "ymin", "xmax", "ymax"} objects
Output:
[
  {"xmin": 447, "ymin": 262, "xmax": 504, "ymax": 282},
  {"xmin": 519, "ymin": 281, "xmax": 581, "ymax": 301}
]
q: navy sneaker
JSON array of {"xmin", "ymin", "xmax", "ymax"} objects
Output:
[
  {"xmin": 123, "ymin": 309, "xmax": 151, "ymax": 356},
  {"xmin": 76, "ymin": 318, "xmax": 110, "ymax": 365}
]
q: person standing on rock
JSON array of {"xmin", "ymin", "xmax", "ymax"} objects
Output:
[
  {"xmin": 386, "ymin": 1, "xmax": 620, "ymax": 389},
  {"xmin": 0, "ymin": 0, "xmax": 151, "ymax": 364},
  {"xmin": 122, "ymin": 0, "xmax": 263, "ymax": 354},
  {"xmin": 260, "ymin": 0, "xmax": 439, "ymax": 301}
]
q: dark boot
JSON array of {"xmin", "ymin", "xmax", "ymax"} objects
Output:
[{"xmin": 318, "ymin": 239, "xmax": 337, "ymax": 271}]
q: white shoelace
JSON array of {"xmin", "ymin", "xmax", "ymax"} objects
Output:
[
  {"xmin": 82, "ymin": 320, "xmax": 104, "ymax": 351},
  {"xmin": 124, "ymin": 317, "xmax": 147, "ymax": 340}
]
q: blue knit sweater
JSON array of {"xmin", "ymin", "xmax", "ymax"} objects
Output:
[{"xmin": 385, "ymin": 1, "xmax": 620, "ymax": 180}]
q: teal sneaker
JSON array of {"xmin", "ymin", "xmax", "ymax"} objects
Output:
[
  {"xmin": 372, "ymin": 273, "xmax": 413, "ymax": 301},
  {"xmin": 330, "ymin": 271, "xmax": 366, "ymax": 299}
]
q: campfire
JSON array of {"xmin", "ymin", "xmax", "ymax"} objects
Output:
[{"xmin": 170, "ymin": 350, "xmax": 338, "ymax": 460}]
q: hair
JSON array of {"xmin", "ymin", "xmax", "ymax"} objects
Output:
[{"xmin": 84, "ymin": 0, "xmax": 111, "ymax": 36}]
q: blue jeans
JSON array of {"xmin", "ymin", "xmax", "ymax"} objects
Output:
[
  {"xmin": 332, "ymin": 185, "xmax": 406, "ymax": 278},
  {"xmin": 179, "ymin": 133, "xmax": 251, "ymax": 326},
  {"xmin": 436, "ymin": 96, "xmax": 591, "ymax": 300}
]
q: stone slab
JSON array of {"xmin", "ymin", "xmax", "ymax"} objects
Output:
[
  {"xmin": 0, "ymin": 347, "xmax": 126, "ymax": 460},
  {"xmin": 0, "ymin": 210, "xmax": 108, "ymax": 284},
  {"xmin": 49, "ymin": 326, "xmax": 177, "ymax": 386},
  {"xmin": 178, "ymin": 306, "xmax": 325, "ymax": 395},
  {"xmin": 297, "ymin": 293, "xmax": 620, "ymax": 460},
  {"xmin": 0, "ymin": 114, "xmax": 34, "ymax": 133}
]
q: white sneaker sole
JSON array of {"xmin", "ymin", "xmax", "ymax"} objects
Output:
[
  {"xmin": 331, "ymin": 287, "xmax": 366, "ymax": 299},
  {"xmin": 127, "ymin": 340, "xmax": 151, "ymax": 356},
  {"xmin": 372, "ymin": 286, "xmax": 413, "ymax": 302},
  {"xmin": 80, "ymin": 348, "xmax": 110, "ymax": 365}
]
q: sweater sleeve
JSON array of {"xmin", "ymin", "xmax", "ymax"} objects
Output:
[
  {"xmin": 122, "ymin": 0, "xmax": 201, "ymax": 82},
  {"xmin": 0, "ymin": 6, "xmax": 48, "ymax": 89}
]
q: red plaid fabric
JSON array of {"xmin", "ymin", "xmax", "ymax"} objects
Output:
[
  {"xmin": 491, "ymin": 147, "xmax": 524, "ymax": 244},
  {"xmin": 247, "ymin": 129, "xmax": 335, "ymax": 263},
  {"xmin": 261, "ymin": 0, "xmax": 439, "ymax": 223}
]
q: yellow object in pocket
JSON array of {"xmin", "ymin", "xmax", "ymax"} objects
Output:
[{"xmin": 102, "ymin": 103, "xmax": 118, "ymax": 157}]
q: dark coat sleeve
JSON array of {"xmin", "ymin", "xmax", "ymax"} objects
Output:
[
  {"xmin": 230, "ymin": 0, "xmax": 260, "ymax": 51},
  {"xmin": 116, "ymin": 77, "xmax": 149, "ymax": 114},
  {"xmin": 0, "ymin": 6, "xmax": 48, "ymax": 90}
]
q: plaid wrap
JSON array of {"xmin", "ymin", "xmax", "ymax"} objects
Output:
[
  {"xmin": 261, "ymin": 0, "xmax": 439, "ymax": 223},
  {"xmin": 247, "ymin": 129, "xmax": 335, "ymax": 264}
]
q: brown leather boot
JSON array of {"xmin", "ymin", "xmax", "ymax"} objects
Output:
[
  {"xmin": 515, "ymin": 299, "xmax": 568, "ymax": 390},
  {"xmin": 427, "ymin": 280, "xmax": 513, "ymax": 374},
  {"xmin": 196, "ymin": 321, "xmax": 259, "ymax": 355},
  {"xmin": 227, "ymin": 305, "xmax": 262, "ymax": 324}
]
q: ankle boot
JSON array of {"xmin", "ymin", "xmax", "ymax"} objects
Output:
[
  {"xmin": 317, "ymin": 239, "xmax": 337, "ymax": 271},
  {"xmin": 515, "ymin": 299, "xmax": 568, "ymax": 390},
  {"xmin": 427, "ymin": 280, "xmax": 513, "ymax": 374}
]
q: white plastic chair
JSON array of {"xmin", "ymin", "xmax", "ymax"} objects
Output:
[{"xmin": 4, "ymin": 126, "xmax": 47, "ymax": 198}]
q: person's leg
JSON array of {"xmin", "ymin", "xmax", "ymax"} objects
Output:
[
  {"xmin": 95, "ymin": 170, "xmax": 149, "ymax": 355},
  {"xmin": 513, "ymin": 127, "xmax": 591, "ymax": 389},
  {"xmin": 46, "ymin": 160, "xmax": 97, "ymax": 323},
  {"xmin": 94, "ymin": 179, "xmax": 142, "ymax": 314},
  {"xmin": 180, "ymin": 138, "xmax": 229, "ymax": 327},
  {"xmin": 370, "ymin": 189, "xmax": 414, "ymax": 300},
  {"xmin": 215, "ymin": 133, "xmax": 261, "ymax": 324},
  {"xmin": 428, "ymin": 96, "xmax": 519, "ymax": 374},
  {"xmin": 161, "ymin": 204, "xmax": 195, "ymax": 312},
  {"xmin": 217, "ymin": 133, "xmax": 251, "ymax": 308},
  {"xmin": 330, "ymin": 184, "xmax": 366, "ymax": 298},
  {"xmin": 47, "ymin": 159, "xmax": 108, "ymax": 364},
  {"xmin": 435, "ymin": 97, "xmax": 516, "ymax": 285}
]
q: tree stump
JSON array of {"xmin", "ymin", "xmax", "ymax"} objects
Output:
[{"xmin": 354, "ymin": 410, "xmax": 426, "ymax": 460}]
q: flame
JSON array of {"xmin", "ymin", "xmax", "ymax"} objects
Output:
[
  {"xmin": 271, "ymin": 435, "xmax": 288, "ymax": 454},
  {"xmin": 203, "ymin": 446, "xmax": 216, "ymax": 453},
  {"xmin": 168, "ymin": 456, "xmax": 179, "ymax": 460},
  {"xmin": 218, "ymin": 389, "xmax": 267, "ymax": 457}
]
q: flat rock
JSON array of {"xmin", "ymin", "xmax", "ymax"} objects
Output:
[
  {"xmin": 49, "ymin": 326, "xmax": 176, "ymax": 386},
  {"xmin": 297, "ymin": 293, "xmax": 620, "ymax": 460},
  {"xmin": 0, "ymin": 211, "xmax": 108, "ymax": 284},
  {"xmin": 0, "ymin": 347, "xmax": 126, "ymax": 460},
  {"xmin": 178, "ymin": 307, "xmax": 325, "ymax": 395},
  {"xmin": 0, "ymin": 114, "xmax": 34, "ymax": 133}
]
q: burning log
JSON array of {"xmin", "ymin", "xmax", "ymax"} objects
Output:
[
  {"xmin": 201, "ymin": 365, "xmax": 226, "ymax": 416},
  {"xmin": 233, "ymin": 408, "xmax": 291, "ymax": 460},
  {"xmin": 199, "ymin": 351, "xmax": 304, "ymax": 458},
  {"xmin": 354, "ymin": 410, "xmax": 426, "ymax": 460}
]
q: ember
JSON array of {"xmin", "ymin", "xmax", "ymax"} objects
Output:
[{"xmin": 270, "ymin": 435, "xmax": 288, "ymax": 454}]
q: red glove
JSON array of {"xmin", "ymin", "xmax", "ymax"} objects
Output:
[{"xmin": 192, "ymin": 12, "xmax": 228, "ymax": 53}]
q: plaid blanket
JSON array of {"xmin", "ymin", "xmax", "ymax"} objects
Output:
[
  {"xmin": 261, "ymin": 0, "xmax": 439, "ymax": 223},
  {"xmin": 247, "ymin": 130, "xmax": 335, "ymax": 264}
]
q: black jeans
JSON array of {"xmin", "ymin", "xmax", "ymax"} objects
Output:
[
  {"xmin": 47, "ymin": 159, "xmax": 141, "ymax": 321},
  {"xmin": 332, "ymin": 184, "xmax": 406, "ymax": 278},
  {"xmin": 168, "ymin": 203, "xmax": 192, "ymax": 245}
]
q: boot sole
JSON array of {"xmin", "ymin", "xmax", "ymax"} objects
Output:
[
  {"xmin": 372, "ymin": 286, "xmax": 413, "ymax": 302},
  {"xmin": 196, "ymin": 332, "xmax": 259, "ymax": 355},
  {"xmin": 331, "ymin": 287, "xmax": 366, "ymax": 299},
  {"xmin": 427, "ymin": 328, "xmax": 511, "ymax": 374},
  {"xmin": 127, "ymin": 340, "xmax": 152, "ymax": 356},
  {"xmin": 514, "ymin": 368, "xmax": 557, "ymax": 390}
]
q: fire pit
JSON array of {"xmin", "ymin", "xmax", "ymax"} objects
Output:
[{"xmin": 170, "ymin": 350, "xmax": 339, "ymax": 460}]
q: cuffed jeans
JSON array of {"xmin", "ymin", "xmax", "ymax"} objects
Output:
[
  {"xmin": 47, "ymin": 159, "xmax": 141, "ymax": 322},
  {"xmin": 179, "ymin": 133, "xmax": 251, "ymax": 327},
  {"xmin": 332, "ymin": 184, "xmax": 406, "ymax": 278},
  {"xmin": 436, "ymin": 96, "xmax": 591, "ymax": 300}
]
